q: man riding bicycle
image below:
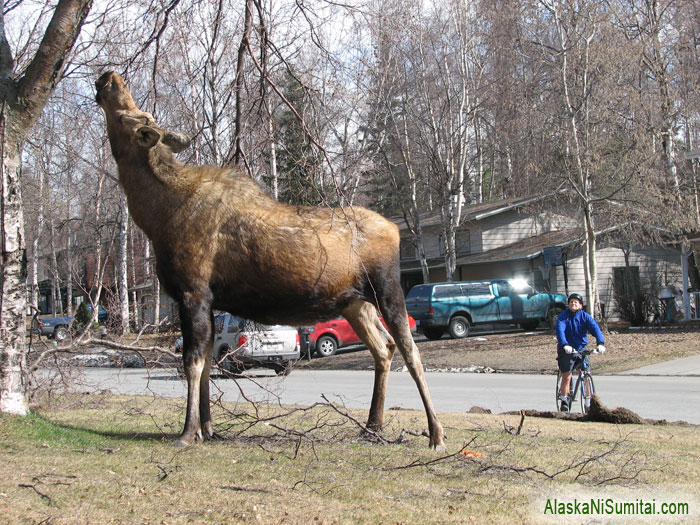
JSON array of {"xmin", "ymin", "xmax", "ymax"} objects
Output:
[{"xmin": 556, "ymin": 293, "xmax": 606, "ymax": 411}]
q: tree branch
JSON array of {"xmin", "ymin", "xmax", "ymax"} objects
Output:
[
  {"xmin": 0, "ymin": 12, "xmax": 15, "ymax": 80},
  {"xmin": 16, "ymin": 0, "xmax": 93, "ymax": 137}
]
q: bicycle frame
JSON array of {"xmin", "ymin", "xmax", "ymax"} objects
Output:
[{"xmin": 556, "ymin": 348, "xmax": 596, "ymax": 414}]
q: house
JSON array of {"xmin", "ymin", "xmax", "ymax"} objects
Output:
[
  {"xmin": 396, "ymin": 194, "xmax": 687, "ymax": 323},
  {"xmin": 130, "ymin": 278, "xmax": 179, "ymax": 327}
]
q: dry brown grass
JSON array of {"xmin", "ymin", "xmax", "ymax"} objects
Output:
[
  {"xmin": 1, "ymin": 394, "xmax": 698, "ymax": 524},
  {"xmin": 302, "ymin": 327, "xmax": 700, "ymax": 375}
]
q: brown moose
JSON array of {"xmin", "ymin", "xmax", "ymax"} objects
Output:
[{"xmin": 95, "ymin": 71, "xmax": 445, "ymax": 449}]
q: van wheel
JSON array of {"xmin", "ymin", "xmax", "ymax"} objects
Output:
[
  {"xmin": 53, "ymin": 326, "xmax": 69, "ymax": 343},
  {"xmin": 548, "ymin": 307, "xmax": 564, "ymax": 329},
  {"xmin": 423, "ymin": 328, "xmax": 444, "ymax": 340},
  {"xmin": 520, "ymin": 320, "xmax": 539, "ymax": 331},
  {"xmin": 448, "ymin": 316, "xmax": 470, "ymax": 339},
  {"xmin": 315, "ymin": 335, "xmax": 338, "ymax": 357}
]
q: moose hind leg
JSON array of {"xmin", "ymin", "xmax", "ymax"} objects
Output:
[
  {"xmin": 198, "ymin": 309, "xmax": 215, "ymax": 440},
  {"xmin": 175, "ymin": 293, "xmax": 214, "ymax": 446},
  {"xmin": 342, "ymin": 300, "xmax": 396, "ymax": 432},
  {"xmin": 378, "ymin": 288, "xmax": 446, "ymax": 449}
]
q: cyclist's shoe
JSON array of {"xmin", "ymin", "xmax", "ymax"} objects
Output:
[{"xmin": 559, "ymin": 396, "xmax": 569, "ymax": 412}]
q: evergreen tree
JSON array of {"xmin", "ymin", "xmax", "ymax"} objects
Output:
[{"xmin": 274, "ymin": 71, "xmax": 324, "ymax": 206}]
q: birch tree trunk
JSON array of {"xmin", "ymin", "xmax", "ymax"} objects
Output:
[
  {"xmin": 0, "ymin": 0, "xmax": 93, "ymax": 416},
  {"xmin": 65, "ymin": 170, "xmax": 73, "ymax": 314},
  {"xmin": 549, "ymin": 1, "xmax": 600, "ymax": 315},
  {"xmin": 0, "ymin": 129, "xmax": 28, "ymax": 415},
  {"xmin": 29, "ymin": 169, "xmax": 45, "ymax": 311},
  {"xmin": 152, "ymin": 275, "xmax": 160, "ymax": 327},
  {"xmin": 128, "ymin": 223, "xmax": 139, "ymax": 329},
  {"xmin": 49, "ymin": 218, "xmax": 61, "ymax": 315},
  {"xmin": 117, "ymin": 194, "xmax": 129, "ymax": 334}
]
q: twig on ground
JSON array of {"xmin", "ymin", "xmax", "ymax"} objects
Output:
[{"xmin": 320, "ymin": 394, "xmax": 391, "ymax": 444}]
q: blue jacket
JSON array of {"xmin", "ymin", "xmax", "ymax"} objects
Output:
[{"xmin": 556, "ymin": 309, "xmax": 605, "ymax": 350}]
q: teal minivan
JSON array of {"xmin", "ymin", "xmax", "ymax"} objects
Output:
[{"xmin": 405, "ymin": 279, "xmax": 568, "ymax": 339}]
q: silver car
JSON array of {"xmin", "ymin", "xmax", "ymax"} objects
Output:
[{"xmin": 175, "ymin": 313, "xmax": 300, "ymax": 375}]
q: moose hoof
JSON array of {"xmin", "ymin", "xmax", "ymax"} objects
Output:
[
  {"xmin": 173, "ymin": 430, "xmax": 203, "ymax": 447},
  {"xmin": 358, "ymin": 426, "xmax": 384, "ymax": 444},
  {"xmin": 430, "ymin": 440, "xmax": 448, "ymax": 452},
  {"xmin": 429, "ymin": 430, "xmax": 447, "ymax": 451}
]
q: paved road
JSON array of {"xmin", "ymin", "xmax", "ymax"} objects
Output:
[{"xmin": 70, "ymin": 366, "xmax": 700, "ymax": 424}]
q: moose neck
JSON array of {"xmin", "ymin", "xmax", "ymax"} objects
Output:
[{"xmin": 113, "ymin": 144, "xmax": 187, "ymax": 237}]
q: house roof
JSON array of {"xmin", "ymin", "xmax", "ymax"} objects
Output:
[
  {"xmin": 399, "ymin": 221, "xmax": 683, "ymax": 273},
  {"xmin": 455, "ymin": 222, "xmax": 682, "ymax": 267},
  {"xmin": 400, "ymin": 228, "xmax": 581, "ymax": 271},
  {"xmin": 455, "ymin": 228, "xmax": 579, "ymax": 266},
  {"xmin": 394, "ymin": 190, "xmax": 568, "ymax": 230}
]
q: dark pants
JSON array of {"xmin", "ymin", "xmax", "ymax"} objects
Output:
[{"xmin": 556, "ymin": 344, "xmax": 589, "ymax": 372}]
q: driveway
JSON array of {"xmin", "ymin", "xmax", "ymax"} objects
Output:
[{"xmin": 619, "ymin": 353, "xmax": 700, "ymax": 376}]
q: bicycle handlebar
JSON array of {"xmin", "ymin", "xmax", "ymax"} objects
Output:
[{"xmin": 572, "ymin": 347, "xmax": 600, "ymax": 356}]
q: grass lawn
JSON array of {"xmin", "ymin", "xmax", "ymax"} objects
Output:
[{"xmin": 1, "ymin": 394, "xmax": 698, "ymax": 523}]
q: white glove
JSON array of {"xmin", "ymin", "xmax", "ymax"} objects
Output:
[
  {"xmin": 596, "ymin": 344, "xmax": 606, "ymax": 354},
  {"xmin": 563, "ymin": 345, "xmax": 574, "ymax": 354}
]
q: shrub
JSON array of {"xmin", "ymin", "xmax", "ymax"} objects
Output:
[
  {"xmin": 75, "ymin": 302, "xmax": 92, "ymax": 329},
  {"xmin": 613, "ymin": 290, "xmax": 654, "ymax": 326}
]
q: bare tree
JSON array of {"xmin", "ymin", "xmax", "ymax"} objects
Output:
[{"xmin": 1, "ymin": 0, "xmax": 94, "ymax": 415}]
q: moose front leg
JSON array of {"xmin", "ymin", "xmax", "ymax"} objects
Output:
[
  {"xmin": 175, "ymin": 294, "xmax": 214, "ymax": 447},
  {"xmin": 198, "ymin": 319, "xmax": 215, "ymax": 439}
]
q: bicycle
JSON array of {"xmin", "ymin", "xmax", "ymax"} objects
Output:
[{"xmin": 555, "ymin": 347, "xmax": 598, "ymax": 414}]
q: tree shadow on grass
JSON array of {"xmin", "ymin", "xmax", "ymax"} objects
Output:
[{"xmin": 32, "ymin": 413, "xmax": 181, "ymax": 444}]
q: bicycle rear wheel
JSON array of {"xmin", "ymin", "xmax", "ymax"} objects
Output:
[
  {"xmin": 555, "ymin": 371, "xmax": 563, "ymax": 410},
  {"xmin": 580, "ymin": 373, "xmax": 595, "ymax": 414}
]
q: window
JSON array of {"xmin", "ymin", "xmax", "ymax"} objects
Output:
[
  {"xmin": 462, "ymin": 282, "xmax": 492, "ymax": 296},
  {"xmin": 400, "ymin": 238, "xmax": 416, "ymax": 260},
  {"xmin": 439, "ymin": 230, "xmax": 471, "ymax": 256},
  {"xmin": 456, "ymin": 229, "xmax": 470, "ymax": 255},
  {"xmin": 496, "ymin": 282, "xmax": 511, "ymax": 297},
  {"xmin": 433, "ymin": 284, "xmax": 463, "ymax": 298},
  {"xmin": 613, "ymin": 267, "xmax": 640, "ymax": 298}
]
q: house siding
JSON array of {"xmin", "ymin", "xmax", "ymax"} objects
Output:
[
  {"xmin": 479, "ymin": 213, "xmax": 539, "ymax": 252},
  {"xmin": 552, "ymin": 244, "xmax": 682, "ymax": 320},
  {"xmin": 477, "ymin": 210, "xmax": 572, "ymax": 253}
]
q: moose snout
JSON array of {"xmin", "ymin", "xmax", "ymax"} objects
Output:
[{"xmin": 94, "ymin": 71, "xmax": 114, "ymax": 103}]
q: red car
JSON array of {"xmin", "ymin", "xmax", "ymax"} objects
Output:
[{"xmin": 309, "ymin": 315, "xmax": 417, "ymax": 357}]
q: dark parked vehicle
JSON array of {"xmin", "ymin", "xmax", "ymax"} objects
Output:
[
  {"xmin": 88, "ymin": 305, "xmax": 110, "ymax": 324},
  {"xmin": 35, "ymin": 316, "xmax": 73, "ymax": 342},
  {"xmin": 406, "ymin": 279, "xmax": 567, "ymax": 339},
  {"xmin": 34, "ymin": 304, "xmax": 111, "ymax": 343}
]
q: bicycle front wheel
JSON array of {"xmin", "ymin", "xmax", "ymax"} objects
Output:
[{"xmin": 580, "ymin": 373, "xmax": 595, "ymax": 414}]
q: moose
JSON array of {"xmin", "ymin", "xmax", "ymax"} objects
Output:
[{"xmin": 95, "ymin": 71, "xmax": 445, "ymax": 449}]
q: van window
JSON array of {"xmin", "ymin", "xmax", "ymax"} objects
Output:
[
  {"xmin": 496, "ymin": 282, "xmax": 511, "ymax": 297},
  {"xmin": 406, "ymin": 285, "xmax": 431, "ymax": 301},
  {"xmin": 433, "ymin": 285, "xmax": 463, "ymax": 298},
  {"xmin": 462, "ymin": 282, "xmax": 492, "ymax": 296}
]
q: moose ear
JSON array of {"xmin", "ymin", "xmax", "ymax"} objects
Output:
[
  {"xmin": 162, "ymin": 130, "xmax": 191, "ymax": 153},
  {"xmin": 134, "ymin": 126, "xmax": 161, "ymax": 149}
]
